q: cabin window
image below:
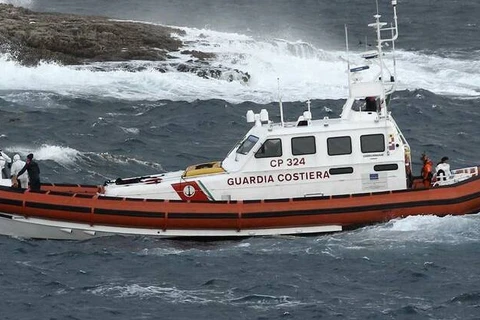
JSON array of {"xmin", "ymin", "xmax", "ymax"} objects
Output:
[
  {"xmin": 374, "ymin": 164, "xmax": 398, "ymax": 171},
  {"xmin": 329, "ymin": 167, "xmax": 354, "ymax": 175},
  {"xmin": 292, "ymin": 136, "xmax": 316, "ymax": 156},
  {"xmin": 327, "ymin": 136, "xmax": 352, "ymax": 156},
  {"xmin": 361, "ymin": 134, "xmax": 385, "ymax": 153},
  {"xmin": 255, "ymin": 139, "xmax": 282, "ymax": 158},
  {"xmin": 236, "ymin": 135, "xmax": 259, "ymax": 155}
]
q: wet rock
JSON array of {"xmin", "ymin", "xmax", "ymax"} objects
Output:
[
  {"xmin": 180, "ymin": 50, "xmax": 215, "ymax": 61},
  {"xmin": 0, "ymin": 4, "xmax": 251, "ymax": 84},
  {"xmin": 0, "ymin": 3, "xmax": 185, "ymax": 65},
  {"xmin": 82, "ymin": 60, "xmax": 250, "ymax": 84},
  {"xmin": 175, "ymin": 62, "xmax": 250, "ymax": 83}
]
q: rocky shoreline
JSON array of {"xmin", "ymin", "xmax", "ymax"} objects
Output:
[{"xmin": 0, "ymin": 4, "xmax": 250, "ymax": 83}]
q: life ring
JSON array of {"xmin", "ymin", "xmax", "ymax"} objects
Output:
[{"xmin": 436, "ymin": 169, "xmax": 446, "ymax": 181}]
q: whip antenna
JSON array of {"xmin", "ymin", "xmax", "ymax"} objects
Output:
[
  {"xmin": 277, "ymin": 78, "xmax": 285, "ymax": 127},
  {"xmin": 345, "ymin": 24, "xmax": 352, "ymax": 96}
]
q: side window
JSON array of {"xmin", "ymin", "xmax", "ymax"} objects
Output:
[
  {"xmin": 329, "ymin": 167, "xmax": 354, "ymax": 175},
  {"xmin": 292, "ymin": 136, "xmax": 316, "ymax": 156},
  {"xmin": 374, "ymin": 164, "xmax": 398, "ymax": 171},
  {"xmin": 361, "ymin": 134, "xmax": 385, "ymax": 153},
  {"xmin": 236, "ymin": 135, "xmax": 259, "ymax": 155},
  {"xmin": 327, "ymin": 136, "xmax": 352, "ymax": 156},
  {"xmin": 255, "ymin": 139, "xmax": 282, "ymax": 158}
]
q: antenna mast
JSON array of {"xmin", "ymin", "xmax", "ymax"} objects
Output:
[
  {"xmin": 277, "ymin": 78, "xmax": 285, "ymax": 127},
  {"xmin": 345, "ymin": 25, "xmax": 351, "ymax": 96},
  {"xmin": 365, "ymin": 0, "xmax": 399, "ymax": 112}
]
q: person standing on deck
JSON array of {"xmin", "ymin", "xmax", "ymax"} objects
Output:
[
  {"xmin": 10, "ymin": 154, "xmax": 29, "ymax": 189},
  {"xmin": 421, "ymin": 153, "xmax": 434, "ymax": 188},
  {"xmin": 0, "ymin": 149, "xmax": 12, "ymax": 179},
  {"xmin": 435, "ymin": 156, "xmax": 451, "ymax": 181},
  {"xmin": 17, "ymin": 153, "xmax": 40, "ymax": 191}
]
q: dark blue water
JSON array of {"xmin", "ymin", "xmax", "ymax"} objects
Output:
[
  {"xmin": 1, "ymin": 1, "xmax": 480, "ymax": 319},
  {"xmin": 3, "ymin": 218, "xmax": 480, "ymax": 320}
]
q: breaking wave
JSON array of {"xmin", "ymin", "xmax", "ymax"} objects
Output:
[
  {"xmin": 328, "ymin": 213, "xmax": 480, "ymax": 248},
  {"xmin": 89, "ymin": 283, "xmax": 303, "ymax": 309},
  {"xmin": 5, "ymin": 144, "xmax": 80, "ymax": 164},
  {"xmin": 0, "ymin": 0, "xmax": 33, "ymax": 8},
  {"xmin": 0, "ymin": 26, "xmax": 479, "ymax": 103}
]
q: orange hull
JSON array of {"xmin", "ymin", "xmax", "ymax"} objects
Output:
[
  {"xmin": 41, "ymin": 183, "xmax": 102, "ymax": 195},
  {"xmin": 0, "ymin": 170, "xmax": 479, "ymax": 237}
]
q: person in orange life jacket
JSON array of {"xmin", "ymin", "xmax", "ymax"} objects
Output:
[
  {"xmin": 421, "ymin": 153, "xmax": 434, "ymax": 188},
  {"xmin": 17, "ymin": 153, "xmax": 41, "ymax": 191}
]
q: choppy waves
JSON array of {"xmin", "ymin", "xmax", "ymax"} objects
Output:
[{"xmin": 0, "ymin": 25, "xmax": 479, "ymax": 103}]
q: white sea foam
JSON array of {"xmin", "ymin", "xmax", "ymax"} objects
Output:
[
  {"xmin": 0, "ymin": 26, "xmax": 478, "ymax": 103},
  {"xmin": 395, "ymin": 51, "xmax": 480, "ymax": 97},
  {"xmin": 89, "ymin": 283, "xmax": 303, "ymax": 309},
  {"xmin": 90, "ymin": 284, "xmax": 216, "ymax": 303},
  {"xmin": 0, "ymin": 0, "xmax": 33, "ymax": 8},
  {"xmin": 5, "ymin": 144, "xmax": 80, "ymax": 165},
  {"xmin": 138, "ymin": 247, "xmax": 188, "ymax": 256},
  {"xmin": 387, "ymin": 214, "xmax": 480, "ymax": 234},
  {"xmin": 349, "ymin": 213, "xmax": 480, "ymax": 245},
  {"xmin": 97, "ymin": 153, "xmax": 164, "ymax": 170},
  {"xmin": 1, "ymin": 145, "xmax": 164, "ymax": 171},
  {"xmin": 120, "ymin": 127, "xmax": 140, "ymax": 135}
]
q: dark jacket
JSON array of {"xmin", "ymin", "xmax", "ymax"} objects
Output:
[{"xmin": 18, "ymin": 159, "xmax": 41, "ymax": 190}]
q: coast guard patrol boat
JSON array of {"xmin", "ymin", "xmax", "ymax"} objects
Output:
[{"xmin": 0, "ymin": 0, "xmax": 478, "ymax": 240}]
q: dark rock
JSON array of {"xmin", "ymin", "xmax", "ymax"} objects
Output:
[
  {"xmin": 180, "ymin": 50, "xmax": 215, "ymax": 61},
  {"xmin": 0, "ymin": 4, "xmax": 251, "ymax": 84},
  {"xmin": 0, "ymin": 3, "xmax": 185, "ymax": 65}
]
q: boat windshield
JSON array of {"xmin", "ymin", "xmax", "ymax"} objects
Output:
[
  {"xmin": 236, "ymin": 135, "xmax": 259, "ymax": 155},
  {"xmin": 351, "ymin": 99, "xmax": 365, "ymax": 111}
]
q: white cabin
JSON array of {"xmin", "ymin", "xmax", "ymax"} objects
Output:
[{"xmin": 103, "ymin": 92, "xmax": 412, "ymax": 201}]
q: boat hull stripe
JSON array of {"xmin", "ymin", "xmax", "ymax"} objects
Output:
[
  {"xmin": 25, "ymin": 202, "xmax": 91, "ymax": 213},
  {"xmin": 169, "ymin": 213, "xmax": 237, "ymax": 219},
  {"xmin": 94, "ymin": 208, "xmax": 165, "ymax": 218},
  {"xmin": 0, "ymin": 198, "xmax": 23, "ymax": 206}
]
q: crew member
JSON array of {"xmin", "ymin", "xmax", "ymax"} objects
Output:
[
  {"xmin": 18, "ymin": 153, "xmax": 41, "ymax": 191},
  {"xmin": 0, "ymin": 149, "xmax": 12, "ymax": 179},
  {"xmin": 10, "ymin": 154, "xmax": 29, "ymax": 189},
  {"xmin": 435, "ymin": 156, "xmax": 451, "ymax": 181},
  {"xmin": 421, "ymin": 153, "xmax": 434, "ymax": 188},
  {"xmin": 365, "ymin": 96, "xmax": 377, "ymax": 112}
]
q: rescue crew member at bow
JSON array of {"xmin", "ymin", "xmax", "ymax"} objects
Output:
[
  {"xmin": 421, "ymin": 153, "xmax": 434, "ymax": 188},
  {"xmin": 17, "ymin": 153, "xmax": 41, "ymax": 191}
]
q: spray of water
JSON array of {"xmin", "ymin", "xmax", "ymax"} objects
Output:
[{"xmin": 0, "ymin": 26, "xmax": 478, "ymax": 103}]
